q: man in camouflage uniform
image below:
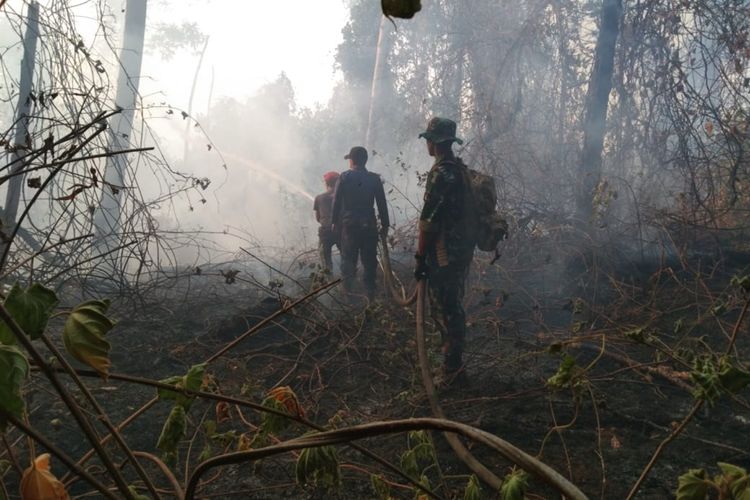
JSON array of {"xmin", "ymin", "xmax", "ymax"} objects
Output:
[
  {"xmin": 414, "ymin": 117, "xmax": 476, "ymax": 382},
  {"xmin": 332, "ymin": 146, "xmax": 390, "ymax": 299}
]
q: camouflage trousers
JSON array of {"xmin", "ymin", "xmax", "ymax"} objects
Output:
[{"xmin": 428, "ymin": 260, "xmax": 470, "ymax": 372}]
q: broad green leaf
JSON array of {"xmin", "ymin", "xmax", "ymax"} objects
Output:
[
  {"xmin": 0, "ymin": 283, "xmax": 58, "ymax": 344},
  {"xmin": 0, "ymin": 345, "xmax": 29, "ymax": 431},
  {"xmin": 464, "ymin": 474, "xmax": 482, "ymax": 500},
  {"xmin": 718, "ymin": 462, "xmax": 747, "ymax": 479},
  {"xmin": 547, "ymin": 354, "xmax": 577, "ymax": 389},
  {"xmin": 157, "ymin": 405, "xmax": 186, "ymax": 455},
  {"xmin": 371, "ymin": 474, "xmax": 390, "ymax": 500},
  {"xmin": 157, "ymin": 363, "xmax": 206, "ymax": 409},
  {"xmin": 157, "ymin": 375, "xmax": 183, "ymax": 402},
  {"xmin": 128, "ymin": 486, "xmax": 149, "ymax": 500},
  {"xmin": 203, "ymin": 419, "xmax": 216, "ymax": 437},
  {"xmin": 295, "ymin": 445, "xmax": 340, "ymax": 490},
  {"xmin": 400, "ymin": 448, "xmax": 419, "ymax": 478},
  {"xmin": 418, "ymin": 474, "xmax": 432, "ymax": 490},
  {"xmin": 197, "ymin": 443, "xmax": 212, "ymax": 463},
  {"xmin": 731, "ymin": 475, "xmax": 750, "ymax": 500},
  {"xmin": 691, "ymin": 357, "xmax": 722, "ymax": 404},
  {"xmin": 259, "ymin": 387, "xmax": 303, "ymax": 436},
  {"xmin": 717, "ymin": 359, "xmax": 750, "ymax": 395},
  {"xmin": 62, "ymin": 299, "xmax": 115, "ymax": 377},
  {"xmin": 210, "ymin": 430, "xmax": 237, "ymax": 447},
  {"xmin": 731, "ymin": 274, "xmax": 750, "ymax": 292},
  {"xmin": 676, "ymin": 468, "xmax": 709, "ymax": 500},
  {"xmin": 500, "ymin": 469, "xmax": 528, "ymax": 500},
  {"xmin": 624, "ymin": 327, "xmax": 649, "ymax": 343}
]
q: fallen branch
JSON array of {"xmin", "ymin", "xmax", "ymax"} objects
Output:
[{"xmin": 184, "ymin": 417, "xmax": 588, "ymax": 500}]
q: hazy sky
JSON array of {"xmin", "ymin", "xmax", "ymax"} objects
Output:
[{"xmin": 141, "ymin": 0, "xmax": 350, "ymax": 112}]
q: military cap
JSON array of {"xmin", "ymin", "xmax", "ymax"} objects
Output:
[
  {"xmin": 344, "ymin": 146, "xmax": 368, "ymax": 165},
  {"xmin": 418, "ymin": 117, "xmax": 463, "ymax": 144}
]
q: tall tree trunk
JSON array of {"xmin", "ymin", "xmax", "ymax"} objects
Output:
[
  {"xmin": 2, "ymin": 1, "xmax": 39, "ymax": 239},
  {"xmin": 555, "ymin": 1, "xmax": 570, "ymax": 162},
  {"xmin": 182, "ymin": 36, "xmax": 210, "ymax": 162},
  {"xmin": 576, "ymin": 0, "xmax": 622, "ymax": 221},
  {"xmin": 93, "ymin": 0, "xmax": 148, "ymax": 245},
  {"xmin": 364, "ymin": 15, "xmax": 393, "ymax": 153}
]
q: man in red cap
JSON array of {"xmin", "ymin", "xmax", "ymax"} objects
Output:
[
  {"xmin": 313, "ymin": 171, "xmax": 340, "ymax": 272},
  {"xmin": 332, "ymin": 146, "xmax": 389, "ymax": 300}
]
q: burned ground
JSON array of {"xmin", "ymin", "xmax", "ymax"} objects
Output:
[{"xmin": 6, "ymin": 230, "xmax": 749, "ymax": 500}]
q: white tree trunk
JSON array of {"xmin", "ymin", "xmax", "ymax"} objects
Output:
[{"xmin": 93, "ymin": 0, "xmax": 148, "ymax": 245}]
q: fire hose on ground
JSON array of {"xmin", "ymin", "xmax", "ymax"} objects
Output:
[{"xmin": 378, "ymin": 235, "xmax": 588, "ymax": 499}]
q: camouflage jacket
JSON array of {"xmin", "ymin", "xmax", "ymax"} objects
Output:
[{"xmin": 419, "ymin": 156, "xmax": 475, "ymax": 266}]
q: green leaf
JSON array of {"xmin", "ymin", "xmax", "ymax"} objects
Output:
[
  {"xmin": 371, "ymin": 474, "xmax": 391, "ymax": 500},
  {"xmin": 731, "ymin": 475, "xmax": 750, "ymax": 500},
  {"xmin": 127, "ymin": 486, "xmax": 149, "ymax": 500},
  {"xmin": 624, "ymin": 327, "xmax": 649, "ymax": 343},
  {"xmin": 464, "ymin": 474, "xmax": 482, "ymax": 500},
  {"xmin": 259, "ymin": 396, "xmax": 291, "ymax": 436},
  {"xmin": 717, "ymin": 358, "xmax": 750, "ymax": 395},
  {"xmin": 157, "ymin": 363, "xmax": 206, "ymax": 409},
  {"xmin": 400, "ymin": 448, "xmax": 419, "ymax": 478},
  {"xmin": 546, "ymin": 355, "xmax": 577, "ymax": 389},
  {"xmin": 197, "ymin": 443, "xmax": 212, "ymax": 463},
  {"xmin": 62, "ymin": 299, "xmax": 114, "ymax": 377},
  {"xmin": 691, "ymin": 357, "xmax": 722, "ymax": 404},
  {"xmin": 0, "ymin": 283, "xmax": 58, "ymax": 344},
  {"xmin": 417, "ymin": 474, "xmax": 432, "ymax": 494},
  {"xmin": 0, "ymin": 345, "xmax": 29, "ymax": 431},
  {"xmin": 731, "ymin": 274, "xmax": 750, "ymax": 292},
  {"xmin": 409, "ymin": 431, "xmax": 434, "ymax": 463},
  {"xmin": 157, "ymin": 405, "xmax": 186, "ymax": 455},
  {"xmin": 718, "ymin": 462, "xmax": 746, "ymax": 479},
  {"xmin": 500, "ymin": 469, "xmax": 528, "ymax": 500},
  {"xmin": 676, "ymin": 468, "xmax": 709, "ymax": 500},
  {"xmin": 295, "ymin": 445, "xmax": 340, "ymax": 490}
]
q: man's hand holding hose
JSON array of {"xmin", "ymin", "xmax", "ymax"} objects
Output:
[{"xmin": 414, "ymin": 226, "xmax": 436, "ymax": 281}]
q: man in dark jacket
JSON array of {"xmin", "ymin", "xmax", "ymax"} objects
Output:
[
  {"xmin": 414, "ymin": 117, "xmax": 476, "ymax": 383},
  {"xmin": 332, "ymin": 146, "xmax": 389, "ymax": 299}
]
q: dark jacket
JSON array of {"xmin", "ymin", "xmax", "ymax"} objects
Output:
[{"xmin": 331, "ymin": 166, "xmax": 390, "ymax": 229}]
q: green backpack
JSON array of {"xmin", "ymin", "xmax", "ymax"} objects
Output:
[{"xmin": 464, "ymin": 166, "xmax": 508, "ymax": 252}]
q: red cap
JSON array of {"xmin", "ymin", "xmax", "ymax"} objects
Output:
[{"xmin": 323, "ymin": 171, "xmax": 340, "ymax": 185}]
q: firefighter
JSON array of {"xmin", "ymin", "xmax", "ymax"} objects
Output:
[
  {"xmin": 313, "ymin": 171, "xmax": 340, "ymax": 272},
  {"xmin": 414, "ymin": 117, "xmax": 476, "ymax": 384},
  {"xmin": 331, "ymin": 146, "xmax": 389, "ymax": 300}
]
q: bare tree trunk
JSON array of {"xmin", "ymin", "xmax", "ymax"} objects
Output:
[
  {"xmin": 2, "ymin": 1, "xmax": 39, "ymax": 238},
  {"xmin": 555, "ymin": 1, "xmax": 569, "ymax": 162},
  {"xmin": 364, "ymin": 15, "xmax": 393, "ymax": 152},
  {"xmin": 93, "ymin": 0, "xmax": 148, "ymax": 245},
  {"xmin": 182, "ymin": 36, "xmax": 210, "ymax": 162},
  {"xmin": 576, "ymin": 0, "xmax": 622, "ymax": 221},
  {"xmin": 204, "ymin": 65, "xmax": 215, "ymax": 131}
]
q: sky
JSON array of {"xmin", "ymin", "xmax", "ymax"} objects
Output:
[
  {"xmin": 0, "ymin": 0, "xmax": 356, "ymax": 251},
  {"xmin": 140, "ymin": 0, "xmax": 350, "ymax": 112}
]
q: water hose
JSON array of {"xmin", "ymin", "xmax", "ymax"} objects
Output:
[
  {"xmin": 379, "ymin": 233, "xmax": 417, "ymax": 306},
  {"xmin": 380, "ymin": 235, "xmax": 587, "ymax": 497}
]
